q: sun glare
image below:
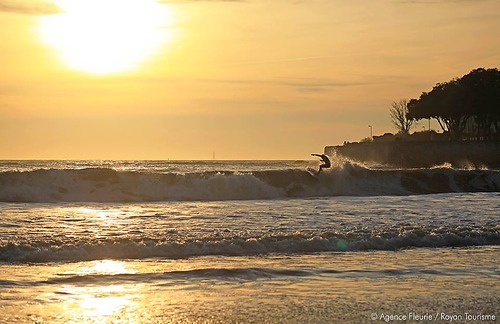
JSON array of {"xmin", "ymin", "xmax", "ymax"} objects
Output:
[{"xmin": 39, "ymin": 0, "xmax": 174, "ymax": 74}]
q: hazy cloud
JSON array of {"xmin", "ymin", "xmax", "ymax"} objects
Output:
[
  {"xmin": 160, "ymin": 0, "xmax": 243, "ymax": 3},
  {"xmin": 0, "ymin": 0, "xmax": 242, "ymax": 15},
  {"xmin": 394, "ymin": 0, "xmax": 490, "ymax": 3},
  {"xmin": 2, "ymin": 0, "xmax": 488, "ymax": 15},
  {"xmin": 187, "ymin": 77, "xmax": 379, "ymax": 94},
  {"xmin": 0, "ymin": 0, "xmax": 59, "ymax": 15}
]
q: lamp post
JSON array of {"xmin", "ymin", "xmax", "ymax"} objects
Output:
[{"xmin": 368, "ymin": 125, "xmax": 373, "ymax": 141}]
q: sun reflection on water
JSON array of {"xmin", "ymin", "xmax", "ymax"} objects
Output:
[
  {"xmin": 70, "ymin": 285, "xmax": 133, "ymax": 319},
  {"xmin": 77, "ymin": 207, "xmax": 122, "ymax": 229},
  {"xmin": 80, "ymin": 259, "xmax": 135, "ymax": 275},
  {"xmin": 48, "ymin": 260, "xmax": 141, "ymax": 322}
]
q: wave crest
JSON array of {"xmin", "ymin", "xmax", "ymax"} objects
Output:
[{"xmin": 0, "ymin": 164, "xmax": 499, "ymax": 202}]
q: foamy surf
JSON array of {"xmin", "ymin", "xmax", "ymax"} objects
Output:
[{"xmin": 2, "ymin": 225, "xmax": 498, "ymax": 263}]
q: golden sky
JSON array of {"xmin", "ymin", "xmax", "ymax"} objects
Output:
[{"xmin": 1, "ymin": 0, "xmax": 499, "ymax": 159}]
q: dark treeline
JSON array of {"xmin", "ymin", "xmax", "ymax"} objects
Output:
[{"xmin": 408, "ymin": 68, "xmax": 500, "ymax": 140}]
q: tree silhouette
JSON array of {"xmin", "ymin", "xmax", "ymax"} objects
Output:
[
  {"xmin": 389, "ymin": 99, "xmax": 414, "ymax": 134},
  {"xmin": 408, "ymin": 68, "xmax": 500, "ymax": 140},
  {"xmin": 460, "ymin": 68, "xmax": 500, "ymax": 140}
]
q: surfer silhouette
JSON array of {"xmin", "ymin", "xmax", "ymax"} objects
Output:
[{"xmin": 311, "ymin": 154, "xmax": 331, "ymax": 175}]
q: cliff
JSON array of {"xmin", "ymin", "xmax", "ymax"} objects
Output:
[{"xmin": 325, "ymin": 141, "xmax": 500, "ymax": 169}]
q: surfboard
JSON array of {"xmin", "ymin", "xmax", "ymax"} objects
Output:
[{"xmin": 306, "ymin": 167, "xmax": 318, "ymax": 178}]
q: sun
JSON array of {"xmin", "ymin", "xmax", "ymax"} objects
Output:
[{"xmin": 39, "ymin": 0, "xmax": 173, "ymax": 74}]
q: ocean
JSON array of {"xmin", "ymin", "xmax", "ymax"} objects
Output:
[{"xmin": 0, "ymin": 160, "xmax": 498, "ymax": 323}]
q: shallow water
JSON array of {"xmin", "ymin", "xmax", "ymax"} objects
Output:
[
  {"xmin": 1, "ymin": 248, "xmax": 498, "ymax": 323},
  {"xmin": 0, "ymin": 161, "xmax": 499, "ymax": 323}
]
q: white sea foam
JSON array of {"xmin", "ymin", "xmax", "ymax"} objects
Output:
[{"xmin": 2, "ymin": 225, "xmax": 498, "ymax": 263}]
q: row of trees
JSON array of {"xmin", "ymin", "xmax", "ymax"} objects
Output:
[{"xmin": 390, "ymin": 68, "xmax": 500, "ymax": 140}]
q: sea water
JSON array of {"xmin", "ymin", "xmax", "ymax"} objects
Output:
[{"xmin": 0, "ymin": 160, "xmax": 498, "ymax": 323}]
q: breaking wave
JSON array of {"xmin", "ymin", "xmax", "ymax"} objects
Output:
[
  {"xmin": 1, "ymin": 225, "xmax": 498, "ymax": 263},
  {"xmin": 0, "ymin": 163, "xmax": 499, "ymax": 202}
]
